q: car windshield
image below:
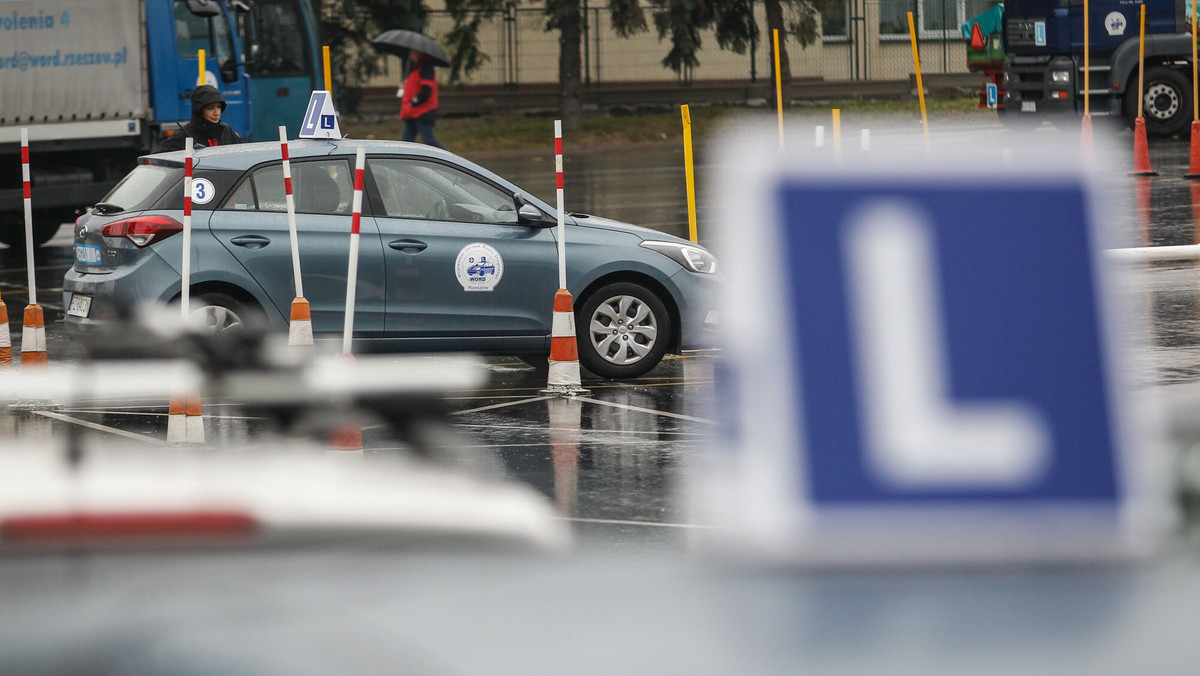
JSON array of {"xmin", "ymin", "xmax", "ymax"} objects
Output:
[{"xmin": 98, "ymin": 164, "xmax": 180, "ymax": 213}]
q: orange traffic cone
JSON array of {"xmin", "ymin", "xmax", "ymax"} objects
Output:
[
  {"xmin": 20, "ymin": 304, "xmax": 46, "ymax": 368},
  {"xmin": 1185, "ymin": 120, "xmax": 1200, "ymax": 179},
  {"xmin": 0, "ymin": 295, "xmax": 11, "ymax": 368},
  {"xmin": 167, "ymin": 393, "xmax": 205, "ymax": 444},
  {"xmin": 288, "ymin": 296, "xmax": 314, "ymax": 350},
  {"xmin": 1132, "ymin": 117, "xmax": 1158, "ymax": 176},
  {"xmin": 540, "ymin": 289, "xmax": 589, "ymax": 397}
]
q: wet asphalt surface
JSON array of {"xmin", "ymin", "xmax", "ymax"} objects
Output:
[{"xmin": 6, "ymin": 123, "xmax": 1200, "ymax": 547}]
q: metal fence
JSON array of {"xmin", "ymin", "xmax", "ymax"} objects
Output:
[{"xmin": 369, "ymin": 0, "xmax": 994, "ymax": 90}]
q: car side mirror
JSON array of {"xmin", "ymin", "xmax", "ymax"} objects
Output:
[
  {"xmin": 513, "ymin": 192, "xmax": 553, "ymax": 226},
  {"xmin": 517, "ymin": 203, "xmax": 551, "ymax": 226},
  {"xmin": 219, "ymin": 58, "xmax": 239, "ymax": 83}
]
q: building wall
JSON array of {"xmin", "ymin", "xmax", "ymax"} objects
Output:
[{"xmin": 366, "ymin": 0, "xmax": 987, "ymax": 90}]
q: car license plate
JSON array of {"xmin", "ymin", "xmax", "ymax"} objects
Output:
[
  {"xmin": 67, "ymin": 294, "xmax": 91, "ymax": 318},
  {"xmin": 75, "ymin": 243, "xmax": 102, "ymax": 265},
  {"xmin": 1021, "ymin": 101, "xmax": 1036, "ymax": 113}
]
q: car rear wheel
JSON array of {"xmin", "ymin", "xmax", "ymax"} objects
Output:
[
  {"xmin": 577, "ymin": 282, "xmax": 671, "ymax": 380},
  {"xmin": 188, "ymin": 292, "xmax": 262, "ymax": 334}
]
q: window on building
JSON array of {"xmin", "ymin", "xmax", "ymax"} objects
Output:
[
  {"xmin": 879, "ymin": 0, "xmax": 996, "ymax": 39},
  {"xmin": 821, "ymin": 0, "xmax": 850, "ymax": 41}
]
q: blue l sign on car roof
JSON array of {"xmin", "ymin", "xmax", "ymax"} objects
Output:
[
  {"xmin": 299, "ymin": 91, "xmax": 341, "ymax": 139},
  {"xmin": 704, "ymin": 133, "xmax": 1161, "ymax": 563}
]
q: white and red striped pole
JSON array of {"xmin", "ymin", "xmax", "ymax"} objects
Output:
[
  {"xmin": 342, "ymin": 147, "xmax": 365, "ymax": 356},
  {"xmin": 181, "ymin": 137, "xmax": 194, "ymax": 321},
  {"xmin": 280, "ymin": 126, "xmax": 312, "ymax": 349},
  {"xmin": 330, "ymin": 147, "xmax": 366, "ymax": 454},
  {"xmin": 19, "ymin": 128, "xmax": 46, "ymax": 368},
  {"xmin": 168, "ymin": 137, "xmax": 203, "ymax": 444},
  {"xmin": 541, "ymin": 121, "xmax": 588, "ymax": 396}
]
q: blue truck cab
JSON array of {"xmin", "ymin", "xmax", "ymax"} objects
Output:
[
  {"xmin": 1003, "ymin": 0, "xmax": 1192, "ymax": 135},
  {"xmin": 0, "ymin": 0, "xmax": 323, "ymax": 247},
  {"xmin": 148, "ymin": 0, "xmax": 322, "ymax": 144}
]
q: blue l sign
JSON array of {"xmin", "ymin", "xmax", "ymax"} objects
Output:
[
  {"xmin": 779, "ymin": 182, "xmax": 1115, "ymax": 505},
  {"xmin": 299, "ymin": 90, "xmax": 342, "ymax": 139},
  {"xmin": 704, "ymin": 133, "xmax": 1158, "ymax": 562}
]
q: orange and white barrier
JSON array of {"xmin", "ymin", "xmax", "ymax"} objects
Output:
[
  {"xmin": 544, "ymin": 289, "xmax": 585, "ymax": 391},
  {"xmin": 541, "ymin": 121, "xmax": 588, "ymax": 396},
  {"xmin": 289, "ymin": 297, "xmax": 314, "ymax": 349},
  {"xmin": 19, "ymin": 305, "xmax": 46, "ymax": 368},
  {"xmin": 166, "ymin": 138, "xmax": 204, "ymax": 443},
  {"xmin": 280, "ymin": 127, "xmax": 313, "ymax": 349},
  {"xmin": 19, "ymin": 130, "xmax": 46, "ymax": 368},
  {"xmin": 167, "ymin": 394, "xmax": 205, "ymax": 444},
  {"xmin": 342, "ymin": 147, "xmax": 366, "ymax": 356},
  {"xmin": 0, "ymin": 288, "xmax": 11, "ymax": 368}
]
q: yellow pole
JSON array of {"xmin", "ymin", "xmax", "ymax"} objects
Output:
[
  {"xmin": 907, "ymin": 12, "xmax": 930, "ymax": 153},
  {"xmin": 681, "ymin": 105, "xmax": 699, "ymax": 244},
  {"xmin": 197, "ymin": 49, "xmax": 205, "ymax": 85},
  {"xmin": 323, "ymin": 45, "xmax": 332, "ymax": 91},
  {"xmin": 1084, "ymin": 0, "xmax": 1090, "ymax": 115},
  {"xmin": 773, "ymin": 29, "xmax": 784, "ymax": 152},
  {"xmin": 832, "ymin": 108, "xmax": 841, "ymax": 163},
  {"xmin": 1138, "ymin": 3, "xmax": 1146, "ymax": 119}
]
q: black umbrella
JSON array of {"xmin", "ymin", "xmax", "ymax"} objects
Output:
[{"xmin": 371, "ymin": 30, "xmax": 451, "ymax": 67}]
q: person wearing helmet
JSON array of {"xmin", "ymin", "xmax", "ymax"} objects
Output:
[{"xmin": 155, "ymin": 85, "xmax": 243, "ymax": 152}]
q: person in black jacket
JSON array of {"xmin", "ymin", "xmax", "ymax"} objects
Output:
[{"xmin": 155, "ymin": 85, "xmax": 242, "ymax": 152}]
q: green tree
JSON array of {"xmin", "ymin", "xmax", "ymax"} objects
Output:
[
  {"xmin": 649, "ymin": 0, "xmax": 841, "ymax": 110},
  {"xmin": 317, "ymin": 0, "xmax": 428, "ymax": 112},
  {"xmin": 445, "ymin": 0, "xmax": 647, "ymax": 130}
]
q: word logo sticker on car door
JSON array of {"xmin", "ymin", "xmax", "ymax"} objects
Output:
[{"xmin": 455, "ymin": 243, "xmax": 504, "ymax": 292}]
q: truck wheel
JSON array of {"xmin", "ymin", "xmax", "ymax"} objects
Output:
[
  {"xmin": 577, "ymin": 282, "xmax": 671, "ymax": 380},
  {"xmin": 1127, "ymin": 66, "xmax": 1192, "ymax": 137}
]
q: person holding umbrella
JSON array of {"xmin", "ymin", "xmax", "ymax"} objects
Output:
[
  {"xmin": 372, "ymin": 30, "xmax": 452, "ymax": 151},
  {"xmin": 398, "ymin": 49, "xmax": 448, "ymax": 150}
]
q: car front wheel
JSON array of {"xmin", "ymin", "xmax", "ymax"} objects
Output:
[{"xmin": 577, "ymin": 282, "xmax": 671, "ymax": 379}]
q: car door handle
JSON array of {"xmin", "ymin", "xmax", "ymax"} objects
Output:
[
  {"xmin": 388, "ymin": 239, "xmax": 428, "ymax": 253},
  {"xmin": 230, "ymin": 235, "xmax": 271, "ymax": 250}
]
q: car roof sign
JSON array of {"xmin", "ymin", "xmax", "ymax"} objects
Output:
[{"xmin": 299, "ymin": 90, "xmax": 342, "ymax": 140}]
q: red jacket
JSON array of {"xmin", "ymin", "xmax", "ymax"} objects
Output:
[{"xmin": 400, "ymin": 58, "xmax": 439, "ymax": 120}]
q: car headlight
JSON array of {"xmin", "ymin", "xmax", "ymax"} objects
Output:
[
  {"xmin": 640, "ymin": 240, "xmax": 719, "ymax": 274},
  {"xmin": 1051, "ymin": 70, "xmax": 1070, "ymax": 84}
]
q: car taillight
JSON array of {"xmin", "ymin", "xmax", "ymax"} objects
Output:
[{"xmin": 100, "ymin": 215, "xmax": 183, "ymax": 248}]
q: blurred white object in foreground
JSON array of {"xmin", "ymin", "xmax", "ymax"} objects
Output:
[
  {"xmin": 0, "ymin": 445, "xmax": 569, "ymax": 552},
  {"xmin": 695, "ymin": 123, "xmax": 1168, "ymax": 565}
]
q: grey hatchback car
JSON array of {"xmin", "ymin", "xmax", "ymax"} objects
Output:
[{"xmin": 63, "ymin": 140, "xmax": 721, "ymax": 379}]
